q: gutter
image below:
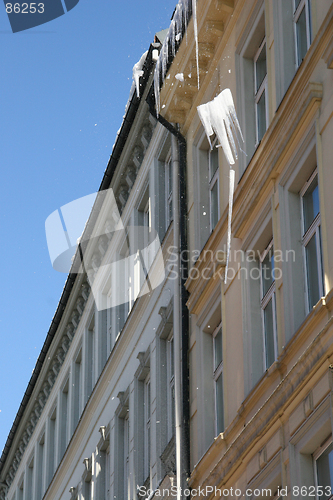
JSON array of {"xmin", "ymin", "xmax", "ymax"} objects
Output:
[
  {"xmin": 0, "ymin": 43, "xmax": 156, "ymax": 479},
  {"xmin": 146, "ymin": 88, "xmax": 190, "ymax": 498}
]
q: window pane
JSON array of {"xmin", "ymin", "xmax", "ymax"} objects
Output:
[
  {"xmin": 264, "ymin": 299, "xmax": 275, "ymax": 368},
  {"xmin": 305, "ymin": 234, "xmax": 320, "ymax": 309},
  {"xmin": 215, "ymin": 373, "xmax": 224, "ymax": 435},
  {"xmin": 296, "ymin": 7, "xmax": 308, "ymax": 65},
  {"xmin": 303, "ymin": 175, "xmax": 319, "ymax": 234},
  {"xmin": 209, "ymin": 147, "xmax": 219, "ymax": 181},
  {"xmin": 294, "ymin": 0, "xmax": 302, "ymax": 11},
  {"xmin": 262, "ymin": 248, "xmax": 274, "ymax": 297},
  {"xmin": 168, "ymin": 199, "xmax": 173, "ymax": 224},
  {"xmin": 168, "ymin": 160, "xmax": 172, "ymax": 197},
  {"xmin": 255, "ymin": 43, "xmax": 267, "ymax": 92},
  {"xmin": 214, "ymin": 328, "xmax": 222, "ymax": 370},
  {"xmin": 256, "ymin": 90, "xmax": 266, "ymax": 143},
  {"xmin": 316, "ymin": 443, "xmax": 333, "ymax": 499},
  {"xmin": 170, "ymin": 338, "xmax": 174, "ymax": 377},
  {"xmin": 210, "ymin": 180, "xmax": 219, "ymax": 230}
]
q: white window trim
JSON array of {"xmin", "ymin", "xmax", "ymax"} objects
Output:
[
  {"xmin": 260, "ymin": 239, "xmax": 278, "ymax": 370},
  {"xmin": 300, "ymin": 168, "xmax": 323, "ymax": 313},
  {"xmin": 213, "ymin": 323, "xmax": 223, "ymax": 436},
  {"xmin": 167, "ymin": 331, "xmax": 175, "ymax": 442},
  {"xmin": 106, "ymin": 288, "xmax": 113, "ymax": 353},
  {"xmin": 105, "ymin": 444, "xmax": 110, "ymax": 499},
  {"xmin": 313, "ymin": 435, "xmax": 333, "ymax": 500},
  {"xmin": 209, "ymin": 137, "xmax": 220, "ymax": 232},
  {"xmin": 124, "ymin": 414, "xmax": 129, "ymax": 500},
  {"xmin": 165, "ymin": 154, "xmax": 173, "ymax": 230},
  {"xmin": 293, "ymin": 0, "xmax": 312, "ymax": 68},
  {"xmin": 144, "ymin": 374, "xmax": 151, "ymax": 481},
  {"xmin": 254, "ymin": 36, "xmax": 268, "ymax": 146}
]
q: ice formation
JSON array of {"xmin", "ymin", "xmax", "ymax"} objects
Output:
[
  {"xmin": 192, "ymin": 0, "xmax": 200, "ymax": 90},
  {"xmin": 197, "ymin": 89, "xmax": 244, "ymax": 283},
  {"xmin": 154, "ymin": 0, "xmax": 199, "ymax": 115},
  {"xmin": 132, "ymin": 51, "xmax": 148, "ymax": 98}
]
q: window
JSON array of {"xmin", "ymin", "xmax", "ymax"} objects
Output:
[
  {"xmin": 260, "ymin": 240, "xmax": 277, "ymax": 369},
  {"xmin": 46, "ymin": 407, "xmax": 57, "ymax": 487},
  {"xmin": 213, "ymin": 324, "xmax": 224, "ymax": 435},
  {"xmin": 73, "ymin": 349, "xmax": 82, "ymax": 430},
  {"xmin": 209, "ymin": 138, "xmax": 219, "ymax": 231},
  {"xmin": 86, "ymin": 316, "xmax": 95, "ymax": 400},
  {"xmin": 124, "ymin": 415, "xmax": 130, "ymax": 500},
  {"xmin": 236, "ymin": 4, "xmax": 267, "ymax": 171},
  {"xmin": 26, "ymin": 457, "xmax": 34, "ymax": 500},
  {"xmin": 17, "ymin": 480, "xmax": 24, "ymax": 500},
  {"xmin": 167, "ymin": 333, "xmax": 175, "ymax": 441},
  {"xmin": 165, "ymin": 155, "xmax": 173, "ymax": 229},
  {"xmin": 144, "ymin": 375, "xmax": 151, "ymax": 481},
  {"xmin": 254, "ymin": 37, "xmax": 268, "ymax": 144},
  {"xmin": 301, "ymin": 170, "xmax": 323, "ymax": 311},
  {"xmin": 313, "ymin": 437, "xmax": 333, "ymax": 499},
  {"xmin": 59, "ymin": 378, "xmax": 69, "ymax": 460},
  {"xmin": 293, "ymin": 0, "xmax": 312, "ymax": 67},
  {"xmin": 36, "ymin": 434, "xmax": 45, "ymax": 500},
  {"xmin": 83, "ymin": 479, "xmax": 92, "ymax": 500}
]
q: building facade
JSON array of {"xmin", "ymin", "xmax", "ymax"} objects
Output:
[
  {"xmin": 1, "ymin": 0, "xmax": 333, "ymax": 499},
  {"xmin": 154, "ymin": 0, "xmax": 333, "ymax": 498}
]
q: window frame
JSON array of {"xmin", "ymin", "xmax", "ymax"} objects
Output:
[
  {"xmin": 166, "ymin": 331, "xmax": 175, "ymax": 442},
  {"xmin": 123, "ymin": 413, "xmax": 130, "ymax": 500},
  {"xmin": 313, "ymin": 435, "xmax": 333, "ymax": 500},
  {"xmin": 213, "ymin": 323, "xmax": 224, "ymax": 436},
  {"xmin": 165, "ymin": 154, "xmax": 173, "ymax": 230},
  {"xmin": 260, "ymin": 239, "xmax": 278, "ymax": 370},
  {"xmin": 293, "ymin": 0, "xmax": 312, "ymax": 68},
  {"xmin": 209, "ymin": 136, "xmax": 220, "ymax": 232},
  {"xmin": 143, "ymin": 373, "xmax": 151, "ymax": 481},
  {"xmin": 300, "ymin": 169, "xmax": 323, "ymax": 313},
  {"xmin": 254, "ymin": 36, "xmax": 268, "ymax": 146}
]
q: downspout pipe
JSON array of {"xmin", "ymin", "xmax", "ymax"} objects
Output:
[{"xmin": 146, "ymin": 88, "xmax": 190, "ymax": 498}]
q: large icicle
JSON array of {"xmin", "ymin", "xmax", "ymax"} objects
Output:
[
  {"xmin": 197, "ymin": 88, "xmax": 244, "ymax": 282},
  {"xmin": 192, "ymin": 0, "xmax": 200, "ymax": 89},
  {"xmin": 132, "ymin": 51, "xmax": 148, "ymax": 98}
]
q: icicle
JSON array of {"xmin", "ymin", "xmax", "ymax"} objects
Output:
[
  {"xmin": 197, "ymin": 89, "xmax": 243, "ymax": 164},
  {"xmin": 197, "ymin": 104, "xmax": 213, "ymax": 148},
  {"xmin": 170, "ymin": 19, "xmax": 176, "ymax": 57},
  {"xmin": 154, "ymin": 57, "xmax": 161, "ymax": 116},
  {"xmin": 132, "ymin": 51, "xmax": 148, "ymax": 98},
  {"xmin": 192, "ymin": 0, "xmax": 200, "ymax": 89},
  {"xmin": 225, "ymin": 169, "xmax": 235, "ymax": 284},
  {"xmin": 196, "ymin": 89, "xmax": 244, "ymax": 284},
  {"xmin": 153, "ymin": 0, "xmax": 196, "ymax": 115}
]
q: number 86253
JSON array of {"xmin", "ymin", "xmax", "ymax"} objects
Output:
[{"xmin": 5, "ymin": 3, "xmax": 45, "ymax": 13}]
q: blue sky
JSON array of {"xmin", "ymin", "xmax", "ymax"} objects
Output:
[{"xmin": 0, "ymin": 0, "xmax": 176, "ymax": 455}]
